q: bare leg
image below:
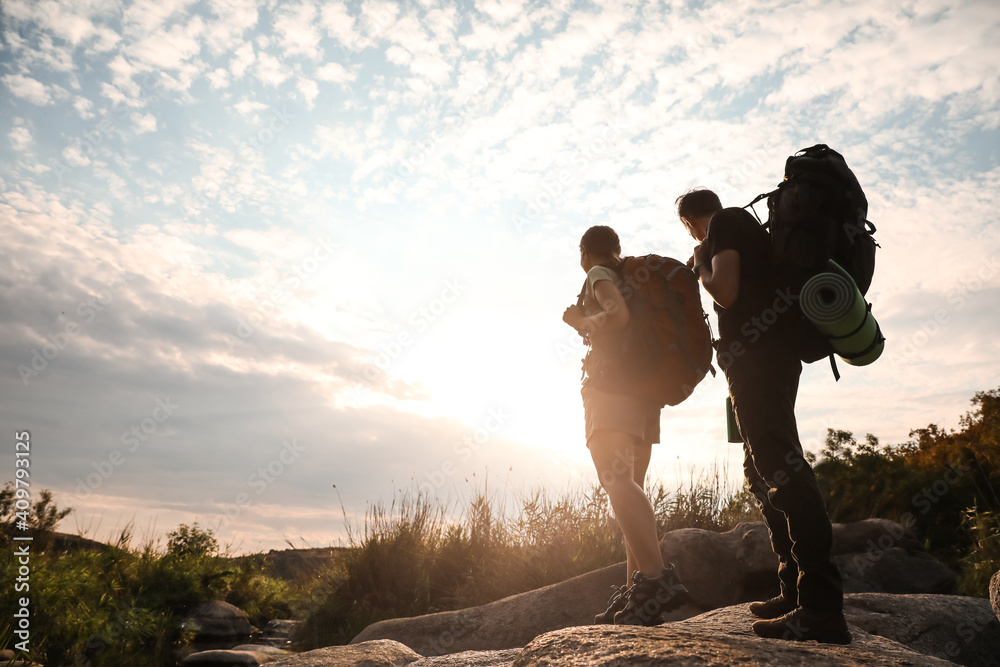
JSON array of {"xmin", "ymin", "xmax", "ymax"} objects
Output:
[
  {"xmin": 625, "ymin": 441, "xmax": 654, "ymax": 585},
  {"xmin": 590, "ymin": 430, "xmax": 663, "ymax": 579}
]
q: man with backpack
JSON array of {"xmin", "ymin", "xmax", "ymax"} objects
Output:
[
  {"xmin": 562, "ymin": 225, "xmax": 693, "ymax": 626},
  {"xmin": 675, "ymin": 189, "xmax": 851, "ymax": 644}
]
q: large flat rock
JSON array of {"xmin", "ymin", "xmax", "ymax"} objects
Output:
[
  {"xmin": 513, "ymin": 620, "xmax": 954, "ymax": 666},
  {"xmin": 351, "ymin": 520, "xmax": 959, "ymax": 656}
]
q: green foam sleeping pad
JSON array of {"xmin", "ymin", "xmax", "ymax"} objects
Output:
[{"xmin": 800, "ymin": 261, "xmax": 884, "ymax": 366}]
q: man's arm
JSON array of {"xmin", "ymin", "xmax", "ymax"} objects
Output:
[{"xmin": 695, "ymin": 248, "xmax": 740, "ymax": 309}]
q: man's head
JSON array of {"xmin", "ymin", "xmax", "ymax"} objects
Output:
[
  {"xmin": 675, "ymin": 188, "xmax": 722, "ymax": 242},
  {"xmin": 579, "ymin": 225, "xmax": 621, "ymax": 271}
]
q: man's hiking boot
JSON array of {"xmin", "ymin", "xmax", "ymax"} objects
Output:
[
  {"xmin": 752, "ymin": 606, "xmax": 852, "ymax": 644},
  {"xmin": 613, "ymin": 564, "xmax": 691, "ymax": 626},
  {"xmin": 594, "ymin": 583, "xmax": 629, "ymax": 624},
  {"xmin": 748, "ymin": 594, "xmax": 797, "ymax": 619}
]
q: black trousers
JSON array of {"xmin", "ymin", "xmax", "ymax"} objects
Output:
[{"xmin": 729, "ymin": 358, "xmax": 844, "ymax": 612}]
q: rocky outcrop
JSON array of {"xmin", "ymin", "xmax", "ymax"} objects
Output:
[
  {"xmin": 513, "ymin": 617, "xmax": 952, "ymax": 666},
  {"xmin": 834, "ymin": 519, "xmax": 958, "ymax": 594},
  {"xmin": 842, "ymin": 593, "xmax": 1000, "ymax": 666},
  {"xmin": 410, "ymin": 649, "xmax": 521, "ymax": 666},
  {"xmin": 0, "ymin": 649, "xmax": 41, "ymax": 667},
  {"xmin": 991, "ymin": 571, "xmax": 1000, "ymax": 623},
  {"xmin": 352, "ymin": 520, "xmax": 959, "ymax": 656},
  {"xmin": 269, "ymin": 640, "xmax": 420, "ymax": 666},
  {"xmin": 180, "ymin": 601, "xmax": 255, "ymax": 643},
  {"xmin": 180, "ymin": 648, "xmax": 281, "ymax": 665},
  {"xmin": 267, "ymin": 598, "xmax": 999, "ymax": 666}
]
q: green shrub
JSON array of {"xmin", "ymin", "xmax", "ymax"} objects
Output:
[
  {"xmin": 958, "ymin": 507, "xmax": 1000, "ymax": 597},
  {"xmin": 0, "ymin": 521, "xmax": 294, "ymax": 666}
]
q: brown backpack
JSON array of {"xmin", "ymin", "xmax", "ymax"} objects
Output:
[{"xmin": 578, "ymin": 255, "xmax": 714, "ymax": 407}]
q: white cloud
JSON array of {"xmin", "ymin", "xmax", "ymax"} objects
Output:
[
  {"xmin": 98, "ymin": 81, "xmax": 127, "ymax": 106},
  {"xmin": 3, "ymin": 73, "xmax": 54, "ymax": 105},
  {"xmin": 315, "ymin": 62, "xmax": 356, "ymax": 83},
  {"xmin": 255, "ymin": 51, "xmax": 291, "ymax": 86},
  {"xmin": 206, "ymin": 67, "xmax": 230, "ymax": 89},
  {"xmin": 87, "ymin": 25, "xmax": 120, "ymax": 52},
  {"xmin": 123, "ymin": 0, "xmax": 196, "ymax": 35},
  {"xmin": 274, "ymin": 0, "xmax": 322, "ymax": 60},
  {"xmin": 132, "ymin": 113, "xmax": 157, "ymax": 134},
  {"xmin": 127, "ymin": 16, "xmax": 205, "ymax": 71},
  {"xmin": 230, "ymin": 42, "xmax": 256, "ymax": 79},
  {"xmin": 233, "ymin": 98, "xmax": 267, "ymax": 115},
  {"xmin": 8, "ymin": 123, "xmax": 32, "ymax": 151},
  {"xmin": 297, "ymin": 77, "xmax": 319, "ymax": 107},
  {"xmin": 476, "ymin": 0, "xmax": 527, "ymax": 24},
  {"xmin": 385, "ymin": 45, "xmax": 412, "ymax": 65},
  {"xmin": 204, "ymin": 0, "xmax": 259, "ymax": 54},
  {"xmin": 318, "ymin": 2, "xmax": 356, "ymax": 45},
  {"xmin": 4, "ymin": 0, "xmax": 120, "ymax": 47},
  {"xmin": 61, "ymin": 145, "xmax": 91, "ymax": 167}
]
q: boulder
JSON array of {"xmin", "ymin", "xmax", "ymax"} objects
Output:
[
  {"xmin": 0, "ymin": 649, "xmax": 40, "ymax": 667},
  {"xmin": 277, "ymin": 596, "xmax": 999, "ymax": 666},
  {"xmin": 231, "ymin": 645, "xmax": 294, "ymax": 655},
  {"xmin": 268, "ymin": 640, "xmax": 420, "ymax": 667},
  {"xmin": 259, "ymin": 619, "xmax": 302, "ymax": 650},
  {"xmin": 180, "ymin": 649, "xmax": 277, "ymax": 666},
  {"xmin": 352, "ymin": 558, "xmax": 647, "ymax": 656},
  {"xmin": 844, "ymin": 593, "xmax": 1000, "ymax": 667},
  {"xmin": 181, "ymin": 601, "xmax": 254, "ymax": 643},
  {"xmin": 991, "ymin": 571, "xmax": 1000, "ymax": 623},
  {"xmin": 513, "ymin": 611, "xmax": 953, "ymax": 666},
  {"xmin": 833, "ymin": 519, "xmax": 958, "ymax": 594},
  {"xmin": 352, "ymin": 521, "xmax": 960, "ymax": 655},
  {"xmin": 351, "ymin": 523, "xmax": 776, "ymax": 655},
  {"xmin": 831, "ymin": 518, "xmax": 924, "ymax": 554},
  {"xmin": 410, "ymin": 649, "xmax": 521, "ymax": 666},
  {"xmin": 658, "ymin": 522, "xmax": 779, "ymax": 609}
]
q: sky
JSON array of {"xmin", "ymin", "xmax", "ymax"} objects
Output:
[{"xmin": 1, "ymin": 0, "xmax": 998, "ymax": 555}]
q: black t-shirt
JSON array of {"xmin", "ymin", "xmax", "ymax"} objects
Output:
[{"xmin": 702, "ymin": 207, "xmax": 797, "ymax": 379}]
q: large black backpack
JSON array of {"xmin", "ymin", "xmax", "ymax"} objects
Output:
[{"xmin": 746, "ymin": 144, "xmax": 879, "ymax": 375}]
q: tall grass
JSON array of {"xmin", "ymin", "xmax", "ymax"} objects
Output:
[{"xmin": 295, "ymin": 467, "xmax": 758, "ymax": 649}]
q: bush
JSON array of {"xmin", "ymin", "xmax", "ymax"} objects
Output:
[
  {"xmin": 0, "ymin": 522, "xmax": 294, "ymax": 666},
  {"xmin": 813, "ymin": 388, "xmax": 1000, "ymax": 596},
  {"xmin": 166, "ymin": 522, "xmax": 219, "ymax": 558}
]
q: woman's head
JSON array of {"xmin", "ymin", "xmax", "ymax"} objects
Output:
[{"xmin": 580, "ymin": 225, "xmax": 621, "ymax": 259}]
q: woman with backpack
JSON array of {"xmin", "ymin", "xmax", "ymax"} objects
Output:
[{"xmin": 561, "ymin": 225, "xmax": 691, "ymax": 625}]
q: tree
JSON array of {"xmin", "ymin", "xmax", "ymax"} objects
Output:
[
  {"xmin": 166, "ymin": 522, "xmax": 219, "ymax": 558},
  {"xmin": 1, "ymin": 482, "xmax": 72, "ymax": 550}
]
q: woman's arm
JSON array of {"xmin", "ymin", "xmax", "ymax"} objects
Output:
[{"xmin": 563, "ymin": 279, "xmax": 630, "ymax": 333}]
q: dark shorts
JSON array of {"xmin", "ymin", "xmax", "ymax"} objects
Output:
[{"xmin": 581, "ymin": 382, "xmax": 661, "ymax": 446}]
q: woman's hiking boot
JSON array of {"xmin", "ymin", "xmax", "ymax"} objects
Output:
[
  {"xmin": 748, "ymin": 594, "xmax": 797, "ymax": 619},
  {"xmin": 594, "ymin": 583, "xmax": 630, "ymax": 624},
  {"xmin": 613, "ymin": 564, "xmax": 691, "ymax": 626},
  {"xmin": 751, "ymin": 606, "xmax": 852, "ymax": 644}
]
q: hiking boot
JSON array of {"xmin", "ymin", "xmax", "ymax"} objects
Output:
[
  {"xmin": 752, "ymin": 606, "xmax": 852, "ymax": 644},
  {"xmin": 748, "ymin": 594, "xmax": 797, "ymax": 619},
  {"xmin": 613, "ymin": 564, "xmax": 691, "ymax": 626},
  {"xmin": 594, "ymin": 583, "xmax": 629, "ymax": 624}
]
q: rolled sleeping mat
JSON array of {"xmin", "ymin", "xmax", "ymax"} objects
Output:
[{"xmin": 800, "ymin": 261, "xmax": 885, "ymax": 366}]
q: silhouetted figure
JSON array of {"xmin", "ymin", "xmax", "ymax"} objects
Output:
[
  {"xmin": 676, "ymin": 189, "xmax": 850, "ymax": 644},
  {"xmin": 563, "ymin": 225, "xmax": 690, "ymax": 626}
]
